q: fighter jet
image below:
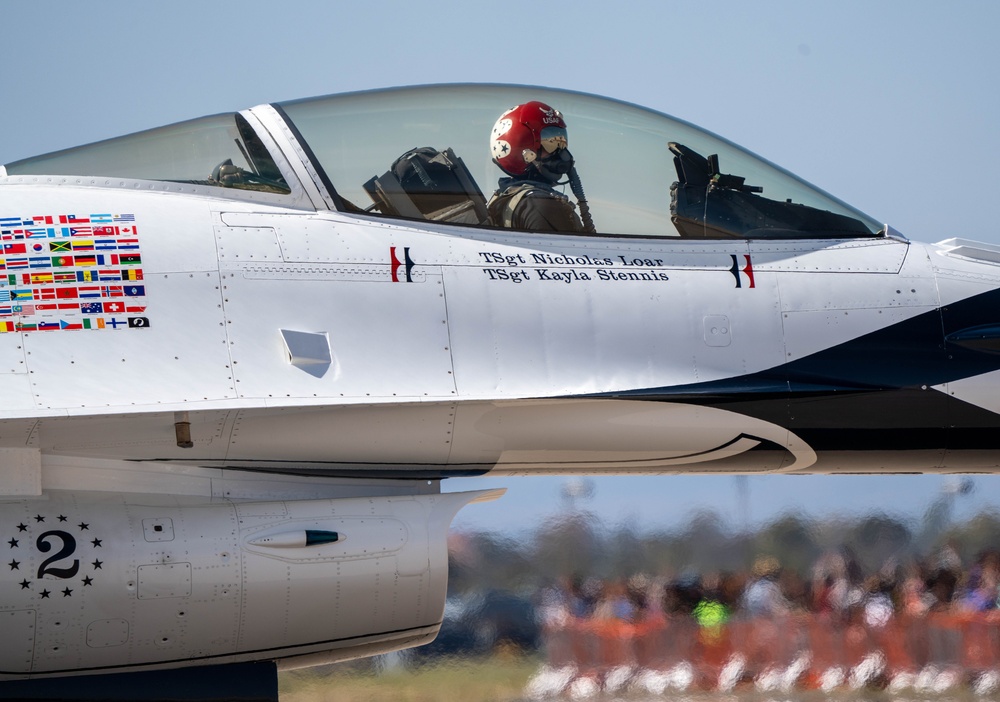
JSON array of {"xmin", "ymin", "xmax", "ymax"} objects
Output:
[{"xmin": 1, "ymin": 83, "xmax": 999, "ymax": 700}]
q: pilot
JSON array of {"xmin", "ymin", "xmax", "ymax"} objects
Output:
[{"xmin": 488, "ymin": 101, "xmax": 592, "ymax": 233}]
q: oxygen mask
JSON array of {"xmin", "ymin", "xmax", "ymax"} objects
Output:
[{"xmin": 535, "ymin": 147, "xmax": 575, "ymax": 184}]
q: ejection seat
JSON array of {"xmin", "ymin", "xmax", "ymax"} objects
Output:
[{"xmin": 364, "ymin": 147, "xmax": 490, "ymax": 225}]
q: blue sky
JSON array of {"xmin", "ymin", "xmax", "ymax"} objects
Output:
[{"xmin": 3, "ymin": 1, "xmax": 999, "ymax": 533}]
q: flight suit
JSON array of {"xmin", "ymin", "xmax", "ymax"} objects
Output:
[{"xmin": 488, "ymin": 180, "xmax": 584, "ymax": 233}]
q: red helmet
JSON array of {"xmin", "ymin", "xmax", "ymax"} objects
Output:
[{"xmin": 490, "ymin": 101, "xmax": 569, "ymax": 176}]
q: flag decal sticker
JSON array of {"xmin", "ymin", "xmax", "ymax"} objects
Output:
[
  {"xmin": 390, "ymin": 246, "xmax": 416, "ymax": 283},
  {"xmin": 730, "ymin": 254, "xmax": 756, "ymax": 289},
  {"xmin": 0, "ymin": 213, "xmax": 148, "ymax": 331}
]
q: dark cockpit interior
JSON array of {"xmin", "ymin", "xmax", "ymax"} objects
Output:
[{"xmin": 668, "ymin": 143, "xmax": 877, "ymax": 239}]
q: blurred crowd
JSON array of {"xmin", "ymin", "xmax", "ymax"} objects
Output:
[
  {"xmin": 535, "ymin": 543, "xmax": 1000, "ymax": 631},
  {"xmin": 518, "ymin": 545, "xmax": 1000, "ymax": 695},
  {"xmin": 434, "ymin": 513, "xmax": 1000, "ymax": 693}
]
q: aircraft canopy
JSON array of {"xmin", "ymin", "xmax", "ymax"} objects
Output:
[{"xmin": 6, "ymin": 85, "xmax": 882, "ymax": 239}]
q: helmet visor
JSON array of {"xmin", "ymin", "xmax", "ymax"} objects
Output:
[{"xmin": 539, "ymin": 126, "xmax": 568, "ymax": 154}]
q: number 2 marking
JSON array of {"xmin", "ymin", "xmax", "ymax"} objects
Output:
[{"xmin": 36, "ymin": 530, "xmax": 80, "ymax": 579}]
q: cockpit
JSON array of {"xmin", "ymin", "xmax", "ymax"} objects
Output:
[{"xmin": 3, "ymin": 85, "xmax": 883, "ymax": 239}]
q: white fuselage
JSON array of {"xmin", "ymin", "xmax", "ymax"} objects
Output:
[{"xmin": 1, "ymin": 182, "xmax": 999, "ymax": 477}]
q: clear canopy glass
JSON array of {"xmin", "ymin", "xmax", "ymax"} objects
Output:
[
  {"xmin": 5, "ymin": 84, "xmax": 881, "ymax": 239},
  {"xmin": 5, "ymin": 113, "xmax": 290, "ymax": 194},
  {"xmin": 280, "ymin": 85, "xmax": 882, "ymax": 238}
]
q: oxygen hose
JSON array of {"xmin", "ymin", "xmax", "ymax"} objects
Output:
[{"xmin": 569, "ymin": 167, "xmax": 596, "ymax": 233}]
